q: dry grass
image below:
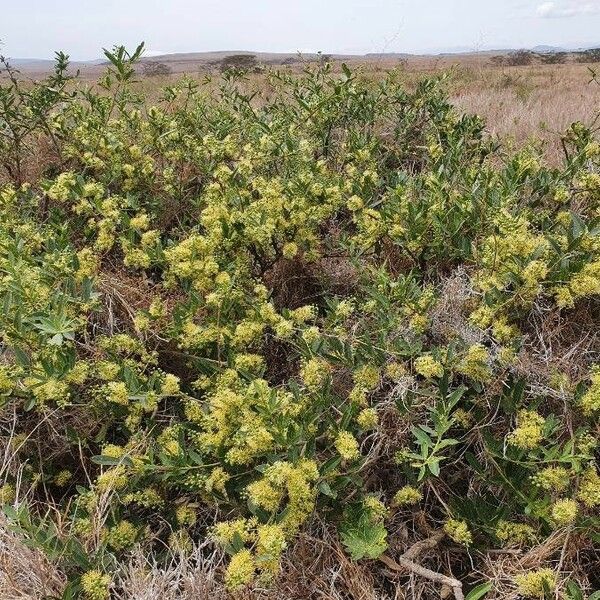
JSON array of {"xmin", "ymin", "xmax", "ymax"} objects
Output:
[
  {"xmin": 0, "ymin": 514, "xmax": 67, "ymax": 599},
  {"xmin": 111, "ymin": 520, "xmax": 450, "ymax": 600},
  {"xmin": 1, "ymin": 515, "xmax": 597, "ymax": 600},
  {"xmin": 449, "ymin": 63, "xmax": 600, "ymax": 163}
]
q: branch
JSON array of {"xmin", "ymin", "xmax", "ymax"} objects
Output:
[{"xmin": 379, "ymin": 531, "xmax": 464, "ymax": 600}]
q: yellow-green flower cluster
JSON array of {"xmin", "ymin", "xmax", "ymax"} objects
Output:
[
  {"xmin": 444, "ymin": 519, "xmax": 472, "ymax": 545},
  {"xmin": 246, "ymin": 460, "xmax": 318, "ymax": 534},
  {"xmin": 256, "ymin": 523, "xmax": 287, "ymax": 577},
  {"xmin": 580, "ymin": 365, "xmax": 600, "ymax": 415},
  {"xmin": 213, "ymin": 518, "xmax": 256, "ymax": 547},
  {"xmin": 175, "ymin": 504, "xmax": 196, "ymax": 527},
  {"xmin": 96, "ymin": 466, "xmax": 128, "ymax": 493},
  {"xmin": 169, "ymin": 530, "xmax": 193, "ymax": 554},
  {"xmin": 225, "ymin": 549, "xmax": 255, "ymax": 590},
  {"xmin": 353, "ymin": 364, "xmax": 380, "ymax": 391},
  {"xmin": 123, "ymin": 487, "xmax": 163, "ymax": 509},
  {"xmin": 363, "ymin": 495, "xmax": 388, "ymax": 520},
  {"xmin": 357, "ymin": 407, "xmax": 378, "ymax": 430},
  {"xmin": 475, "ymin": 212, "xmax": 548, "ymax": 295},
  {"xmin": 550, "ymin": 498, "xmax": 578, "ymax": 526},
  {"xmin": 161, "ymin": 373, "xmax": 180, "ymax": 396},
  {"xmin": 80, "ymin": 570, "xmax": 111, "ymax": 600},
  {"xmin": 577, "ymin": 468, "xmax": 600, "ymax": 508},
  {"xmin": 300, "ymin": 358, "xmax": 330, "ymax": 392},
  {"xmin": 105, "ymin": 381, "xmax": 129, "ymax": 405},
  {"xmin": 53, "ymin": 470, "xmax": 73, "ymax": 487},
  {"xmin": 103, "ymin": 520, "xmax": 138, "ymax": 551},
  {"xmin": 456, "ymin": 343, "xmax": 491, "ymax": 382},
  {"xmin": 533, "ymin": 466, "xmax": 570, "ymax": 492},
  {"xmin": 214, "ymin": 514, "xmax": 292, "ymax": 585},
  {"xmin": 0, "ymin": 483, "xmax": 16, "ymax": 504},
  {"xmin": 508, "ymin": 410, "xmax": 545, "ymax": 450},
  {"xmin": 334, "ymin": 431, "xmax": 361, "ymax": 461},
  {"xmin": 393, "ymin": 486, "xmax": 422, "ymax": 507},
  {"xmin": 514, "ymin": 568, "xmax": 556, "ymax": 599},
  {"xmin": 495, "ymin": 520, "xmax": 536, "ymax": 547},
  {"xmin": 414, "ymin": 355, "xmax": 444, "ymax": 379},
  {"xmin": 194, "ymin": 378, "xmax": 300, "ymax": 466}
]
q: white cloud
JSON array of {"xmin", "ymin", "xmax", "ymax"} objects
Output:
[{"xmin": 537, "ymin": 0, "xmax": 600, "ymax": 18}]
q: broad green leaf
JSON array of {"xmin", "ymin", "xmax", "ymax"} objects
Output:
[{"xmin": 465, "ymin": 582, "xmax": 493, "ymax": 600}]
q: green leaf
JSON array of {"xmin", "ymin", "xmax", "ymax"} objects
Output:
[
  {"xmin": 12, "ymin": 346, "xmax": 30, "ymax": 368},
  {"xmin": 565, "ymin": 581, "xmax": 584, "ymax": 600},
  {"xmin": 3, "ymin": 505, "xmax": 19, "ymax": 522},
  {"xmin": 231, "ymin": 531, "xmax": 245, "ymax": 553},
  {"xmin": 465, "ymin": 582, "xmax": 493, "ymax": 600},
  {"xmin": 429, "ymin": 459, "xmax": 441, "ymax": 477},
  {"xmin": 49, "ymin": 333, "xmax": 64, "ymax": 346},
  {"xmin": 340, "ymin": 508, "xmax": 388, "ymax": 561},
  {"xmin": 187, "ymin": 449, "xmax": 204, "ymax": 466},
  {"xmin": 438, "ymin": 438, "xmax": 460, "ymax": 450},
  {"xmin": 318, "ymin": 480, "xmax": 337, "ymax": 499},
  {"xmin": 411, "ymin": 426, "xmax": 432, "ymax": 448},
  {"xmin": 91, "ymin": 455, "xmax": 133, "ymax": 467}
]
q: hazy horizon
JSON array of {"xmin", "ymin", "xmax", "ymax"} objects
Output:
[{"xmin": 2, "ymin": 0, "xmax": 600, "ymax": 60}]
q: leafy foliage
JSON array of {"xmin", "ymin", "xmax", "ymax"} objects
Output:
[{"xmin": 0, "ymin": 44, "xmax": 599, "ymax": 597}]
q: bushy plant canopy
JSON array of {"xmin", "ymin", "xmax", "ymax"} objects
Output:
[{"xmin": 0, "ymin": 45, "xmax": 599, "ymax": 599}]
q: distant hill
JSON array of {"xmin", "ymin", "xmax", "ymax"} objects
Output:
[
  {"xmin": 4, "ymin": 43, "xmax": 600, "ymax": 77},
  {"xmin": 532, "ymin": 45, "xmax": 567, "ymax": 53},
  {"xmin": 364, "ymin": 52, "xmax": 412, "ymax": 59},
  {"xmin": 135, "ymin": 50, "xmax": 358, "ymax": 66},
  {"xmin": 2, "ymin": 58, "xmax": 56, "ymax": 68}
]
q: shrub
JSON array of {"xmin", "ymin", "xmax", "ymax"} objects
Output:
[
  {"xmin": 0, "ymin": 44, "xmax": 599, "ymax": 597},
  {"xmin": 142, "ymin": 61, "xmax": 172, "ymax": 77},
  {"xmin": 489, "ymin": 55, "xmax": 506, "ymax": 66},
  {"xmin": 219, "ymin": 53, "xmax": 258, "ymax": 72},
  {"xmin": 539, "ymin": 52, "xmax": 567, "ymax": 64},
  {"xmin": 575, "ymin": 48, "xmax": 600, "ymax": 63},
  {"xmin": 506, "ymin": 49, "xmax": 535, "ymax": 66}
]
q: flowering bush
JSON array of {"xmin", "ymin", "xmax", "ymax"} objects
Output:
[{"xmin": 1, "ymin": 45, "xmax": 599, "ymax": 598}]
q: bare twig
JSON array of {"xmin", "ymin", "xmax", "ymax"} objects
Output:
[{"xmin": 380, "ymin": 530, "xmax": 465, "ymax": 600}]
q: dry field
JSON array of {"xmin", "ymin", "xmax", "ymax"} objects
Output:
[
  {"xmin": 447, "ymin": 63, "xmax": 600, "ymax": 162},
  {"xmin": 344, "ymin": 60, "xmax": 600, "ymax": 163}
]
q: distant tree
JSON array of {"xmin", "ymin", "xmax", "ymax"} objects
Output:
[
  {"xmin": 539, "ymin": 52, "xmax": 567, "ymax": 64},
  {"xmin": 575, "ymin": 48, "xmax": 600, "ymax": 63},
  {"xmin": 220, "ymin": 54, "xmax": 258, "ymax": 72},
  {"xmin": 142, "ymin": 62, "xmax": 172, "ymax": 77},
  {"xmin": 489, "ymin": 55, "xmax": 506, "ymax": 67},
  {"xmin": 506, "ymin": 50, "xmax": 534, "ymax": 66}
]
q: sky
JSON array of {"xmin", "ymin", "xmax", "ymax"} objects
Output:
[{"xmin": 1, "ymin": 0, "xmax": 599, "ymax": 60}]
